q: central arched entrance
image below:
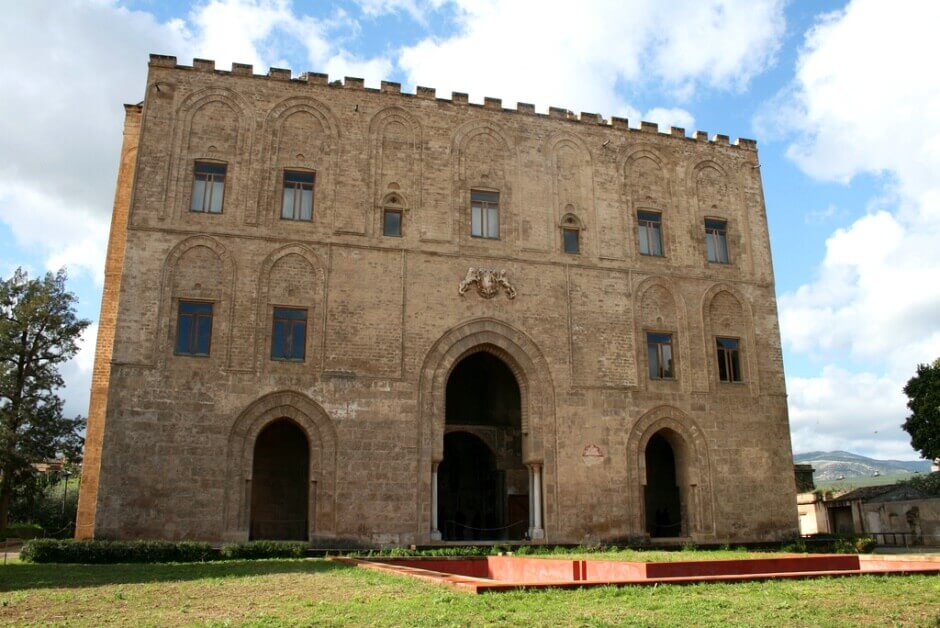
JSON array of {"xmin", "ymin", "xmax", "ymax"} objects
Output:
[
  {"xmin": 438, "ymin": 351, "xmax": 528, "ymax": 540},
  {"xmin": 250, "ymin": 419, "xmax": 309, "ymax": 540},
  {"xmin": 644, "ymin": 432, "xmax": 682, "ymax": 537}
]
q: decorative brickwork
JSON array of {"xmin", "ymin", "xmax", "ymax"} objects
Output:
[{"xmin": 76, "ymin": 56, "xmax": 797, "ymax": 545}]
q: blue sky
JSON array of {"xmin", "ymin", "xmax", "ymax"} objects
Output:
[{"xmin": 2, "ymin": 0, "xmax": 938, "ymax": 460}]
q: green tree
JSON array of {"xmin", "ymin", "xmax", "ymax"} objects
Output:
[
  {"xmin": 902, "ymin": 358, "xmax": 940, "ymax": 461},
  {"xmin": 0, "ymin": 268, "xmax": 89, "ymax": 530}
]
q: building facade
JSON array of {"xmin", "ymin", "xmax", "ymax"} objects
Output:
[{"xmin": 76, "ymin": 54, "xmax": 798, "ymax": 545}]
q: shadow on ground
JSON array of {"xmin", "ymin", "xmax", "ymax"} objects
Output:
[{"xmin": 0, "ymin": 558, "xmax": 353, "ymax": 591}]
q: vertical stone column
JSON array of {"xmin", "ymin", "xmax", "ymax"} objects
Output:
[
  {"xmin": 430, "ymin": 462, "xmax": 441, "ymax": 541},
  {"xmin": 528, "ymin": 466, "xmax": 535, "ymax": 539},
  {"xmin": 531, "ymin": 463, "xmax": 544, "ymax": 539}
]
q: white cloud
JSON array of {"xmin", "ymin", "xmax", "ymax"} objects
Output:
[
  {"xmin": 60, "ymin": 322, "xmax": 99, "ymax": 419},
  {"xmin": 772, "ymin": 0, "xmax": 940, "ymax": 459},
  {"xmin": 642, "ymin": 108, "xmax": 695, "ymax": 132},
  {"xmin": 788, "ymin": 367, "xmax": 914, "ymax": 460},
  {"xmin": 396, "ymin": 0, "xmax": 785, "ymax": 116}
]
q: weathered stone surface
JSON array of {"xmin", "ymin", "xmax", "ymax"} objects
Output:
[{"xmin": 76, "ymin": 56, "xmax": 797, "ymax": 545}]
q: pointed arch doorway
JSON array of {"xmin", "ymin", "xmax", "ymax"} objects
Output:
[
  {"xmin": 250, "ymin": 419, "xmax": 309, "ymax": 540},
  {"xmin": 436, "ymin": 351, "xmax": 530, "ymax": 541},
  {"xmin": 644, "ymin": 432, "xmax": 682, "ymax": 537}
]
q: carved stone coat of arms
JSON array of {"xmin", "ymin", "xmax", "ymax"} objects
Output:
[{"xmin": 458, "ymin": 268, "xmax": 516, "ymax": 299}]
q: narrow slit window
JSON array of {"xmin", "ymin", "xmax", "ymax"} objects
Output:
[
  {"xmin": 383, "ymin": 208, "xmax": 402, "ymax": 237},
  {"xmin": 471, "ymin": 190, "xmax": 499, "ymax": 239},
  {"xmin": 191, "ymin": 162, "xmax": 226, "ymax": 213},
  {"xmin": 563, "ymin": 228, "xmax": 580, "ymax": 254},
  {"xmin": 706, "ymin": 218, "xmax": 729, "ymax": 263},
  {"xmin": 637, "ymin": 210, "xmax": 663, "ymax": 256},
  {"xmin": 282, "ymin": 171, "xmax": 314, "ymax": 221},
  {"xmin": 647, "ymin": 332, "xmax": 675, "ymax": 380}
]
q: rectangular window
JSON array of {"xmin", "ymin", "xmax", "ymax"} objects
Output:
[
  {"xmin": 637, "ymin": 210, "xmax": 663, "ymax": 256},
  {"xmin": 191, "ymin": 162, "xmax": 226, "ymax": 214},
  {"xmin": 647, "ymin": 332, "xmax": 674, "ymax": 380},
  {"xmin": 281, "ymin": 171, "xmax": 314, "ymax": 221},
  {"xmin": 716, "ymin": 337, "xmax": 742, "ymax": 382},
  {"xmin": 175, "ymin": 301, "xmax": 213, "ymax": 356},
  {"xmin": 471, "ymin": 190, "xmax": 499, "ymax": 239},
  {"xmin": 563, "ymin": 228, "xmax": 580, "ymax": 254},
  {"xmin": 383, "ymin": 209, "xmax": 402, "ymax": 237},
  {"xmin": 271, "ymin": 307, "xmax": 307, "ymax": 361},
  {"xmin": 706, "ymin": 218, "xmax": 729, "ymax": 263}
]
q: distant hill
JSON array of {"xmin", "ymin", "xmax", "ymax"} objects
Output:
[{"xmin": 794, "ymin": 450, "xmax": 931, "ymax": 482}]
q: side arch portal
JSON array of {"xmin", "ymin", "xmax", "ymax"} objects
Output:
[
  {"xmin": 223, "ymin": 390, "xmax": 337, "ymax": 542},
  {"xmin": 626, "ymin": 406, "xmax": 715, "ymax": 539}
]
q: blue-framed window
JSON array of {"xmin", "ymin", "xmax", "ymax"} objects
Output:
[
  {"xmin": 716, "ymin": 337, "xmax": 742, "ymax": 382},
  {"xmin": 706, "ymin": 218, "xmax": 730, "ymax": 263},
  {"xmin": 271, "ymin": 307, "xmax": 307, "ymax": 361},
  {"xmin": 647, "ymin": 332, "xmax": 674, "ymax": 380},
  {"xmin": 176, "ymin": 301, "xmax": 213, "ymax": 356},
  {"xmin": 191, "ymin": 162, "xmax": 226, "ymax": 213},
  {"xmin": 637, "ymin": 210, "xmax": 663, "ymax": 256},
  {"xmin": 281, "ymin": 170, "xmax": 314, "ymax": 221}
]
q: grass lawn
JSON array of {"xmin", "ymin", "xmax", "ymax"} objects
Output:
[{"xmin": 0, "ymin": 554, "xmax": 937, "ymax": 626}]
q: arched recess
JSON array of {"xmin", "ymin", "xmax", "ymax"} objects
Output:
[
  {"xmin": 417, "ymin": 318, "xmax": 556, "ymax": 540},
  {"xmin": 154, "ymin": 235, "xmax": 236, "ymax": 366},
  {"xmin": 543, "ymin": 133, "xmax": 596, "ymax": 255},
  {"xmin": 223, "ymin": 390, "xmax": 338, "ymax": 542},
  {"xmin": 622, "ymin": 148, "xmax": 672, "ymax": 258},
  {"xmin": 625, "ymin": 405, "xmax": 714, "ymax": 538},
  {"xmin": 162, "ymin": 87, "xmax": 255, "ymax": 221},
  {"xmin": 450, "ymin": 121, "xmax": 516, "ymax": 242},
  {"xmin": 254, "ymin": 244, "xmax": 327, "ymax": 371},
  {"xmin": 700, "ymin": 282, "xmax": 759, "ymax": 393},
  {"xmin": 254, "ymin": 97, "xmax": 340, "ymax": 225},
  {"xmin": 633, "ymin": 276, "xmax": 690, "ymax": 390},
  {"xmin": 369, "ymin": 106, "xmax": 422, "ymax": 233}
]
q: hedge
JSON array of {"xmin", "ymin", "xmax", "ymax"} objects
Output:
[
  {"xmin": 0, "ymin": 522, "xmax": 44, "ymax": 541},
  {"xmin": 220, "ymin": 541, "xmax": 309, "ymax": 559},
  {"xmin": 19, "ymin": 539, "xmax": 318, "ymax": 563},
  {"xmin": 20, "ymin": 539, "xmax": 216, "ymax": 564}
]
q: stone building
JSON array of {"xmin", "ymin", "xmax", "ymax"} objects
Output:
[{"xmin": 76, "ymin": 54, "xmax": 798, "ymax": 545}]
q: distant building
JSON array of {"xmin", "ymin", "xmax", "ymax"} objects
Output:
[
  {"xmin": 824, "ymin": 484, "xmax": 939, "ymax": 546},
  {"xmin": 76, "ymin": 55, "xmax": 798, "ymax": 546}
]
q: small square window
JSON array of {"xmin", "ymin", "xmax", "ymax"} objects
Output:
[
  {"xmin": 716, "ymin": 337, "xmax": 742, "ymax": 382},
  {"xmin": 383, "ymin": 209, "xmax": 402, "ymax": 237},
  {"xmin": 176, "ymin": 301, "xmax": 213, "ymax": 356},
  {"xmin": 282, "ymin": 170, "xmax": 314, "ymax": 221},
  {"xmin": 647, "ymin": 332, "xmax": 674, "ymax": 380},
  {"xmin": 271, "ymin": 307, "xmax": 307, "ymax": 361},
  {"xmin": 471, "ymin": 190, "xmax": 499, "ymax": 239},
  {"xmin": 563, "ymin": 228, "xmax": 580, "ymax": 254},
  {"xmin": 637, "ymin": 210, "xmax": 663, "ymax": 256},
  {"xmin": 706, "ymin": 218, "xmax": 730, "ymax": 263},
  {"xmin": 191, "ymin": 162, "xmax": 226, "ymax": 214}
]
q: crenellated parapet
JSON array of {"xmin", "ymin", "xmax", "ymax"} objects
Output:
[{"xmin": 148, "ymin": 54, "xmax": 758, "ymax": 150}]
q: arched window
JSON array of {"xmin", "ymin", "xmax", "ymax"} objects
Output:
[
  {"xmin": 559, "ymin": 211, "xmax": 582, "ymax": 254},
  {"xmin": 382, "ymin": 193, "xmax": 404, "ymax": 237}
]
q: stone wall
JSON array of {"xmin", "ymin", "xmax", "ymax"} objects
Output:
[{"xmin": 76, "ymin": 55, "xmax": 798, "ymax": 545}]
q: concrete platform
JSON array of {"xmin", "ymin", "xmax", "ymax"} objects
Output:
[{"xmin": 336, "ymin": 554, "xmax": 940, "ymax": 594}]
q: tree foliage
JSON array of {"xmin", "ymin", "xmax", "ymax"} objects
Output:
[
  {"xmin": 902, "ymin": 358, "xmax": 940, "ymax": 461},
  {"xmin": 0, "ymin": 268, "xmax": 89, "ymax": 529}
]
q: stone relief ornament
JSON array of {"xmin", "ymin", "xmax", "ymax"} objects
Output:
[{"xmin": 458, "ymin": 267, "xmax": 517, "ymax": 299}]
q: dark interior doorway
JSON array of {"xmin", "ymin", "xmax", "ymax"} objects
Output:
[
  {"xmin": 439, "ymin": 432, "xmax": 499, "ymax": 540},
  {"xmin": 440, "ymin": 351, "xmax": 527, "ymax": 540},
  {"xmin": 644, "ymin": 432, "xmax": 682, "ymax": 537},
  {"xmin": 250, "ymin": 419, "xmax": 309, "ymax": 540}
]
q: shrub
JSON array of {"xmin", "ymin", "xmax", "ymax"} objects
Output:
[
  {"xmin": 854, "ymin": 536, "xmax": 876, "ymax": 553},
  {"xmin": 0, "ymin": 522, "xmax": 44, "ymax": 541},
  {"xmin": 220, "ymin": 541, "xmax": 308, "ymax": 559},
  {"xmin": 20, "ymin": 539, "xmax": 215, "ymax": 564}
]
